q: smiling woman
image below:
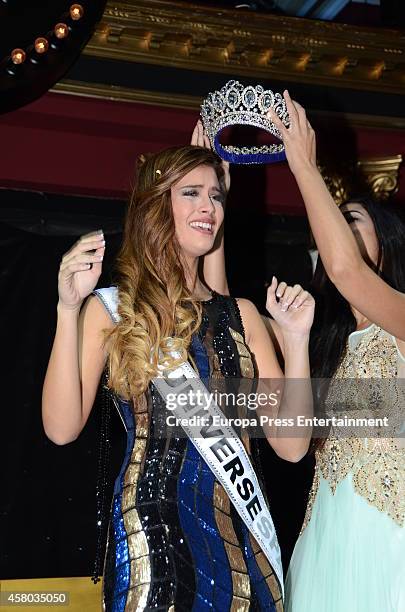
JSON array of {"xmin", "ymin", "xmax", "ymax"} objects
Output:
[
  {"xmin": 42, "ymin": 140, "xmax": 315, "ymax": 611},
  {"xmin": 171, "ymin": 165, "xmax": 225, "ymax": 265}
]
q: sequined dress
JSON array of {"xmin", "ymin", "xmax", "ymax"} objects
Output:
[
  {"xmin": 286, "ymin": 325, "xmax": 405, "ymax": 612},
  {"xmin": 95, "ymin": 289, "xmax": 283, "ymax": 612}
]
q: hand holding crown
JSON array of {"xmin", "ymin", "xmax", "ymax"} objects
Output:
[
  {"xmin": 200, "ymin": 81, "xmax": 316, "ymax": 173},
  {"xmin": 268, "ymin": 90, "xmax": 317, "ymax": 177},
  {"xmin": 191, "ymin": 119, "xmax": 231, "ymax": 193}
]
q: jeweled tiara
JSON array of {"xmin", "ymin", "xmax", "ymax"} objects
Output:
[{"xmin": 200, "ymin": 80, "xmax": 290, "ymax": 165}]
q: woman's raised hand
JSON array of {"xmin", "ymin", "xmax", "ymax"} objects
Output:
[
  {"xmin": 266, "ymin": 276, "xmax": 315, "ymax": 336},
  {"xmin": 268, "ymin": 90, "xmax": 317, "ymax": 177},
  {"xmin": 58, "ymin": 230, "xmax": 105, "ymax": 311},
  {"xmin": 191, "ymin": 119, "xmax": 231, "ymax": 193}
]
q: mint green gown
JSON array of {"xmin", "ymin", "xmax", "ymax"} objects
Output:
[{"xmin": 286, "ymin": 325, "xmax": 405, "ymax": 612}]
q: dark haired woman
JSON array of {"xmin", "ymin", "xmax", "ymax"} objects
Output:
[
  {"xmin": 42, "ymin": 137, "xmax": 315, "ymax": 611},
  {"xmin": 268, "ymin": 94, "xmax": 405, "ymax": 611}
]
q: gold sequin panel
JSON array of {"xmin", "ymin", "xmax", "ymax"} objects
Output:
[
  {"xmin": 213, "ymin": 482, "xmax": 251, "ymax": 610},
  {"xmin": 229, "ymin": 326, "xmax": 257, "ymax": 453},
  {"xmin": 248, "ymin": 533, "xmax": 284, "ymax": 610},
  {"xmin": 229, "ymin": 327, "xmax": 255, "ymax": 379},
  {"xmin": 122, "ymin": 393, "xmax": 151, "ymax": 611}
]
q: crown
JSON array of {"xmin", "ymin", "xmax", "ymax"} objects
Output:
[{"xmin": 200, "ymin": 80, "xmax": 290, "ymax": 165}]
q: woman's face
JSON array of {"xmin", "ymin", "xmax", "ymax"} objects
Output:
[
  {"xmin": 340, "ymin": 202, "xmax": 380, "ymax": 266},
  {"xmin": 171, "ymin": 164, "xmax": 224, "ymax": 260}
]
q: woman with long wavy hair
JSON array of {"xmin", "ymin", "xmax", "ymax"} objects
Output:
[
  {"xmin": 207, "ymin": 96, "xmax": 405, "ymax": 610},
  {"xmin": 269, "ymin": 95, "xmax": 405, "ymax": 611},
  {"xmin": 42, "ymin": 129, "xmax": 314, "ymax": 611}
]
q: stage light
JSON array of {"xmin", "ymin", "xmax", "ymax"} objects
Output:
[
  {"xmin": 34, "ymin": 37, "xmax": 49, "ymax": 54},
  {"xmin": 11, "ymin": 48, "xmax": 26, "ymax": 64},
  {"xmin": 54, "ymin": 23, "xmax": 69, "ymax": 39},
  {"xmin": 70, "ymin": 4, "xmax": 84, "ymax": 20}
]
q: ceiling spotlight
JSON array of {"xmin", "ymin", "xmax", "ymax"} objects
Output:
[
  {"xmin": 70, "ymin": 4, "xmax": 84, "ymax": 20},
  {"xmin": 34, "ymin": 37, "xmax": 49, "ymax": 54},
  {"xmin": 11, "ymin": 48, "xmax": 26, "ymax": 64},
  {"xmin": 54, "ymin": 23, "xmax": 69, "ymax": 39}
]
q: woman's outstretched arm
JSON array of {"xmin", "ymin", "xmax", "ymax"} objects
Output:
[
  {"xmin": 269, "ymin": 92, "xmax": 405, "ymax": 342},
  {"xmin": 190, "ymin": 119, "xmax": 230, "ymax": 296},
  {"xmin": 42, "ymin": 232, "xmax": 110, "ymax": 445},
  {"xmin": 202, "ymin": 225, "xmax": 229, "ymax": 295}
]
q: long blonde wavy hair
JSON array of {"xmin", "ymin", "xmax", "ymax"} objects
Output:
[{"xmin": 105, "ymin": 145, "xmax": 225, "ymax": 399}]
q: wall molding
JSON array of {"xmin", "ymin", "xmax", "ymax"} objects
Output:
[
  {"xmin": 81, "ymin": 0, "xmax": 405, "ymax": 95},
  {"xmin": 320, "ymin": 154, "xmax": 403, "ymax": 204},
  {"xmin": 53, "ymin": 79, "xmax": 405, "ymax": 131}
]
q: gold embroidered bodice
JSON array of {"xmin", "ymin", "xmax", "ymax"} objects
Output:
[{"xmin": 303, "ymin": 325, "xmax": 405, "ymax": 531}]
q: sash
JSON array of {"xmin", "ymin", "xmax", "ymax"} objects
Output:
[
  {"xmin": 93, "ymin": 287, "xmax": 284, "ymax": 597},
  {"xmin": 153, "ymin": 353, "xmax": 284, "ymax": 598}
]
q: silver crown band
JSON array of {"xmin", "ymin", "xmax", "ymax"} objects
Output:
[{"xmin": 200, "ymin": 80, "xmax": 290, "ymax": 165}]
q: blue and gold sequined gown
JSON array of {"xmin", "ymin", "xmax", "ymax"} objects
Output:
[{"xmin": 97, "ymin": 291, "xmax": 283, "ymax": 612}]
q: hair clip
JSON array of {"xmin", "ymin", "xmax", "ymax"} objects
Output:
[{"xmin": 155, "ymin": 169, "xmax": 162, "ymax": 178}]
